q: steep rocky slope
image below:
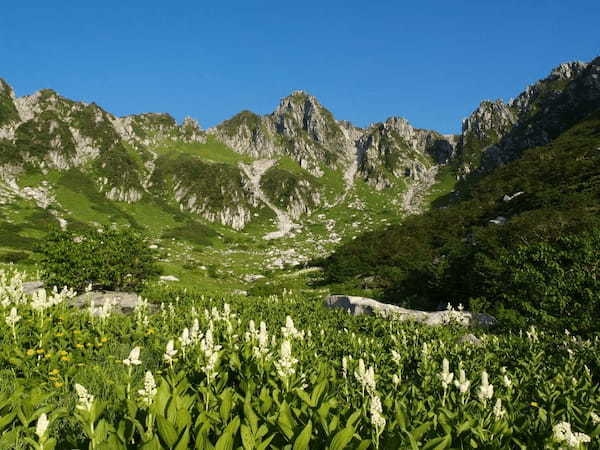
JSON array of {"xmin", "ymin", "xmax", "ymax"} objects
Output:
[{"xmin": 456, "ymin": 58, "xmax": 600, "ymax": 175}]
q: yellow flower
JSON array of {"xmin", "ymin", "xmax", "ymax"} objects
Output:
[
  {"xmin": 45, "ymin": 353, "xmax": 52, "ymax": 359},
  {"xmin": 49, "ymin": 376, "xmax": 57, "ymax": 381},
  {"xmin": 49, "ymin": 369, "xmax": 60, "ymax": 375},
  {"xmin": 75, "ymin": 343, "xmax": 84, "ymax": 349},
  {"xmin": 55, "ymin": 332, "xmax": 64, "ymax": 337},
  {"xmin": 96, "ymin": 343, "xmax": 103, "ymax": 347},
  {"xmin": 60, "ymin": 356, "xmax": 70, "ymax": 362},
  {"xmin": 59, "ymin": 350, "xmax": 68, "ymax": 356},
  {"xmin": 100, "ymin": 337, "xmax": 108, "ymax": 343},
  {"xmin": 530, "ymin": 402, "xmax": 539, "ymax": 407},
  {"xmin": 26, "ymin": 349, "xmax": 35, "ymax": 356},
  {"xmin": 54, "ymin": 382, "xmax": 64, "ymax": 388},
  {"xmin": 36, "ymin": 349, "xmax": 45, "ymax": 354}
]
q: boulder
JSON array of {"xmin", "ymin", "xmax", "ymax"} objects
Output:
[
  {"xmin": 70, "ymin": 291, "xmax": 142, "ymax": 314},
  {"xmin": 159, "ymin": 275, "xmax": 180, "ymax": 282},
  {"xmin": 325, "ymin": 295, "xmax": 496, "ymax": 327},
  {"xmin": 457, "ymin": 333, "xmax": 483, "ymax": 345},
  {"xmin": 22, "ymin": 280, "xmax": 44, "ymax": 295}
]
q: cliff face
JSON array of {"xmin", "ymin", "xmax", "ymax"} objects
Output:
[{"xmin": 457, "ymin": 58, "xmax": 600, "ymax": 174}]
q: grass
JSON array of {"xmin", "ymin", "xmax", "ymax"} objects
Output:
[{"xmin": 154, "ymin": 136, "xmax": 252, "ymax": 165}]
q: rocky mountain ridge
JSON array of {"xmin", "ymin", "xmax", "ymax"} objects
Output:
[
  {"xmin": 456, "ymin": 58, "xmax": 600, "ymax": 175},
  {"xmin": 0, "ymin": 55, "xmax": 597, "ymax": 234}
]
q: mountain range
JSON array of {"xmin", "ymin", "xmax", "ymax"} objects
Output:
[{"xmin": 0, "ymin": 56, "xmax": 598, "ymax": 262}]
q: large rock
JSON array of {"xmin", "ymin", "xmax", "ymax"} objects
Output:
[
  {"xmin": 22, "ymin": 280, "xmax": 44, "ymax": 295},
  {"xmin": 325, "ymin": 295, "xmax": 496, "ymax": 327},
  {"xmin": 70, "ymin": 291, "xmax": 143, "ymax": 314}
]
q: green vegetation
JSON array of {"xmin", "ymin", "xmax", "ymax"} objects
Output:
[
  {"xmin": 38, "ymin": 228, "xmax": 159, "ymax": 292},
  {"xmin": 219, "ymin": 110, "xmax": 266, "ymax": 138},
  {"xmin": 322, "ymin": 111, "xmax": 600, "ymax": 334},
  {"xmin": 14, "ymin": 111, "xmax": 77, "ymax": 163},
  {"xmin": 260, "ymin": 166, "xmax": 318, "ymax": 210},
  {"xmin": 155, "ymin": 136, "xmax": 251, "ymax": 165},
  {"xmin": 151, "ymin": 153, "xmax": 254, "ymax": 212},
  {"xmin": 0, "ymin": 79, "xmax": 19, "ymax": 127},
  {"xmin": 0, "ymin": 270, "xmax": 598, "ymax": 448}
]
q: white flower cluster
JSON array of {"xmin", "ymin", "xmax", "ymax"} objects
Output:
[
  {"xmin": 274, "ymin": 339, "xmax": 298, "ymax": 380},
  {"xmin": 370, "ymin": 395, "xmax": 386, "ymax": 434},
  {"xmin": 5, "ymin": 307, "xmax": 21, "ymax": 327},
  {"xmin": 200, "ymin": 326, "xmax": 222, "ymax": 382},
  {"xmin": 552, "ymin": 422, "xmax": 591, "ymax": 448},
  {"xmin": 74, "ymin": 384, "xmax": 94, "ymax": 412},
  {"xmin": 251, "ymin": 321, "xmax": 270, "ymax": 360},
  {"xmin": 123, "ymin": 347, "xmax": 142, "ymax": 366},
  {"xmin": 138, "ymin": 371, "xmax": 157, "ymax": 407},
  {"xmin": 281, "ymin": 316, "xmax": 304, "ymax": 340},
  {"xmin": 478, "ymin": 371, "xmax": 494, "ymax": 403},
  {"xmin": 440, "ymin": 358, "xmax": 454, "ymax": 389},
  {"xmin": 0, "ymin": 269, "xmax": 26, "ymax": 306},
  {"xmin": 163, "ymin": 340, "xmax": 177, "ymax": 365},
  {"xmin": 355, "ymin": 359, "xmax": 376, "ymax": 396}
]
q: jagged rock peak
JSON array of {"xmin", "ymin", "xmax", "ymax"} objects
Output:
[
  {"xmin": 548, "ymin": 61, "xmax": 588, "ymax": 82},
  {"xmin": 461, "ymin": 100, "xmax": 516, "ymax": 136}
]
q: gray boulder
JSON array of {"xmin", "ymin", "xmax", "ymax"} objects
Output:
[
  {"xmin": 22, "ymin": 281, "xmax": 44, "ymax": 295},
  {"xmin": 70, "ymin": 291, "xmax": 143, "ymax": 314},
  {"xmin": 325, "ymin": 295, "xmax": 496, "ymax": 327}
]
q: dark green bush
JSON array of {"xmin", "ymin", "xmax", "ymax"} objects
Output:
[{"xmin": 37, "ymin": 228, "xmax": 159, "ymax": 292}]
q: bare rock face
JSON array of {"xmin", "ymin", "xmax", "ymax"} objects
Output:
[{"xmin": 325, "ymin": 295, "xmax": 496, "ymax": 327}]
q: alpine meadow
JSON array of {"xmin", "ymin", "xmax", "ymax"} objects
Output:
[{"xmin": 0, "ymin": 4, "xmax": 599, "ymax": 448}]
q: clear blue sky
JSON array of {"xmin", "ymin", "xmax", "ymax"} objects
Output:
[{"xmin": 1, "ymin": 1, "xmax": 598, "ymax": 134}]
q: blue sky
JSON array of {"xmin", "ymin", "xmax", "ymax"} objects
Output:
[{"xmin": 1, "ymin": 1, "xmax": 598, "ymax": 134}]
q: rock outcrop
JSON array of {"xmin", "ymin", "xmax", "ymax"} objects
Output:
[{"xmin": 325, "ymin": 295, "xmax": 497, "ymax": 327}]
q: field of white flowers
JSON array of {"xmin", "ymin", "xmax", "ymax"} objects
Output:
[{"xmin": 1, "ymin": 268, "xmax": 599, "ymax": 449}]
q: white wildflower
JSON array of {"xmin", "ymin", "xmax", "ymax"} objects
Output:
[
  {"xmin": 5, "ymin": 307, "xmax": 20, "ymax": 327},
  {"xmin": 74, "ymin": 383, "xmax": 94, "ymax": 412},
  {"xmin": 553, "ymin": 422, "xmax": 591, "ymax": 448},
  {"xmin": 163, "ymin": 340, "xmax": 177, "ymax": 365},
  {"xmin": 454, "ymin": 369, "xmax": 471, "ymax": 394},
  {"xmin": 190, "ymin": 318, "xmax": 202, "ymax": 344},
  {"xmin": 493, "ymin": 398, "xmax": 505, "ymax": 419},
  {"xmin": 478, "ymin": 371, "xmax": 494, "ymax": 403},
  {"xmin": 440, "ymin": 358, "xmax": 454, "ymax": 388},
  {"xmin": 35, "ymin": 412, "xmax": 49, "ymax": 439},
  {"xmin": 281, "ymin": 315, "xmax": 304, "ymax": 339},
  {"xmin": 179, "ymin": 328, "xmax": 192, "ymax": 352},
  {"xmin": 370, "ymin": 394, "xmax": 386, "ymax": 430},
  {"xmin": 123, "ymin": 346, "xmax": 142, "ymax": 366},
  {"xmin": 253, "ymin": 321, "xmax": 270, "ymax": 359},
  {"xmin": 591, "ymin": 411, "xmax": 600, "ymax": 425},
  {"xmin": 275, "ymin": 340, "xmax": 298, "ymax": 380},
  {"xmin": 138, "ymin": 371, "xmax": 157, "ymax": 407}
]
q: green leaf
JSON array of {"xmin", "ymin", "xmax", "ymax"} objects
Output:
[
  {"xmin": 422, "ymin": 434, "xmax": 452, "ymax": 450},
  {"xmin": 293, "ymin": 421, "xmax": 312, "ymax": 450},
  {"xmin": 277, "ymin": 402, "xmax": 296, "ymax": 441},
  {"xmin": 156, "ymin": 415, "xmax": 178, "ymax": 448},
  {"xmin": 328, "ymin": 426, "xmax": 354, "ymax": 450},
  {"xmin": 241, "ymin": 424, "xmax": 255, "ymax": 450}
]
